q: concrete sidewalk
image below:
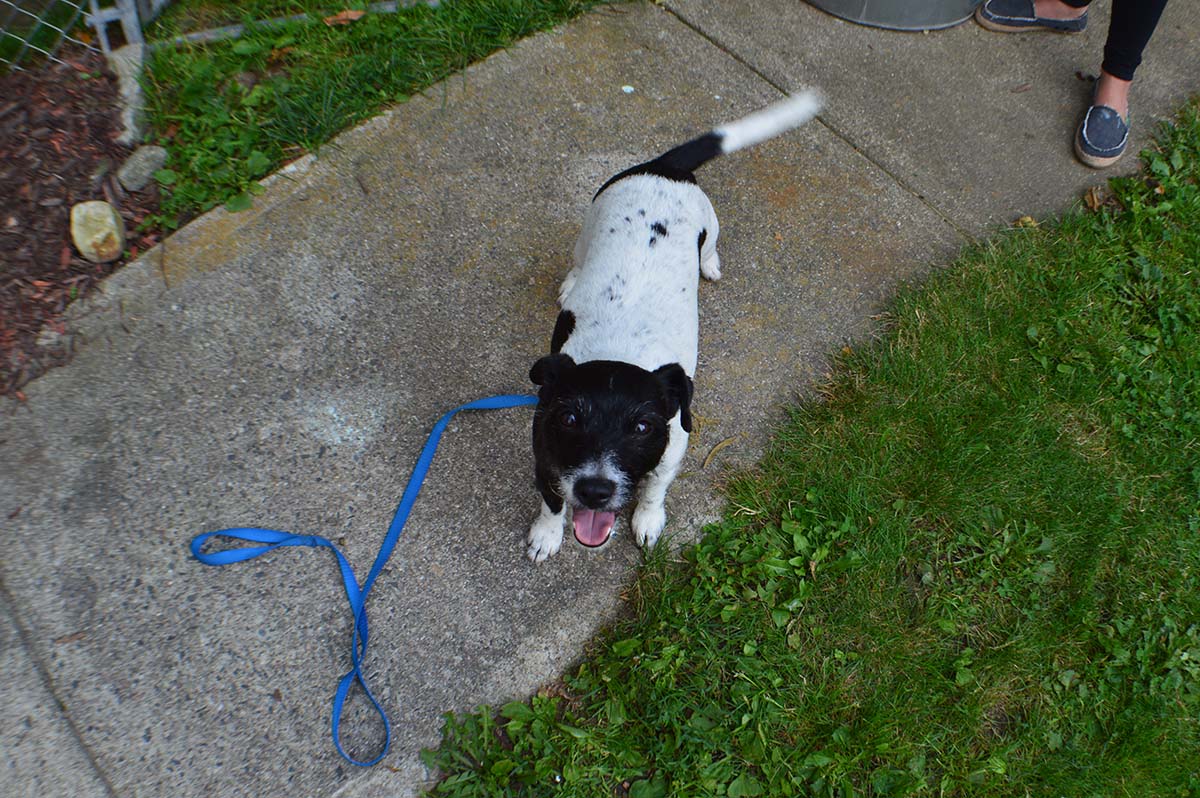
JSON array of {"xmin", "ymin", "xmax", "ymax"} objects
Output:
[{"xmin": 2, "ymin": 2, "xmax": 1196, "ymax": 796}]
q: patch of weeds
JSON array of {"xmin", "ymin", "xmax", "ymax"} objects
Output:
[
  {"xmin": 145, "ymin": 0, "xmax": 341, "ymax": 39},
  {"xmin": 142, "ymin": 0, "xmax": 609, "ymax": 227},
  {"xmin": 424, "ymin": 99, "xmax": 1200, "ymax": 797},
  {"xmin": 1024, "ymin": 130, "xmax": 1200, "ymax": 454}
]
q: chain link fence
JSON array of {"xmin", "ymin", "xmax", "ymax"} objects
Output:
[
  {"xmin": 1, "ymin": 0, "xmax": 169, "ymax": 71},
  {"xmin": 2, "ymin": 1, "xmax": 429, "ymax": 71}
]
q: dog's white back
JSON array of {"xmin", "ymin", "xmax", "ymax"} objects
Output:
[{"xmin": 558, "ymin": 176, "xmax": 721, "ymax": 376}]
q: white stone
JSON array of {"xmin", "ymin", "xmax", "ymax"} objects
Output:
[
  {"xmin": 70, "ymin": 201, "xmax": 126, "ymax": 263},
  {"xmin": 36, "ymin": 327, "xmax": 65, "ymax": 349},
  {"xmin": 117, "ymin": 145, "xmax": 169, "ymax": 192}
]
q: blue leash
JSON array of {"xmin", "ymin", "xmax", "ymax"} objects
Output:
[{"xmin": 190, "ymin": 393, "xmax": 539, "ymax": 766}]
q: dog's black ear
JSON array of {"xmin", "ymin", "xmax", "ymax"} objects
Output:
[
  {"xmin": 530, "ymin": 353, "xmax": 576, "ymax": 387},
  {"xmin": 653, "ymin": 363, "xmax": 694, "ymax": 433}
]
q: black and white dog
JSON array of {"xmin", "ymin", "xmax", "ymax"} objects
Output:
[{"xmin": 526, "ymin": 92, "xmax": 823, "ymax": 563}]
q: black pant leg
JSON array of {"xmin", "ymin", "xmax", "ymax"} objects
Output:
[{"xmin": 1102, "ymin": 0, "xmax": 1169, "ymax": 80}]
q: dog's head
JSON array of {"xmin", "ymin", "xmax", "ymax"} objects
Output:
[{"xmin": 530, "ymin": 354, "xmax": 692, "ymax": 548}]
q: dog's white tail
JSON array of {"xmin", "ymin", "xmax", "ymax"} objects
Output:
[
  {"xmin": 715, "ymin": 91, "xmax": 824, "ymax": 155},
  {"xmin": 593, "ymin": 89, "xmax": 825, "ymax": 199},
  {"xmin": 647, "ymin": 90, "xmax": 824, "ymax": 176}
]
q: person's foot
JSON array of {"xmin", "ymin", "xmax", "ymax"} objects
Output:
[
  {"xmin": 1076, "ymin": 75, "xmax": 1131, "ymax": 168},
  {"xmin": 975, "ymin": 0, "xmax": 1088, "ymax": 33}
]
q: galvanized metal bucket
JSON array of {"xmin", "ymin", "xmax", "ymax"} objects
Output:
[{"xmin": 806, "ymin": 0, "xmax": 984, "ymax": 31}]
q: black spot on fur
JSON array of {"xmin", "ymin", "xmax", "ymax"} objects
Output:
[
  {"xmin": 648, "ymin": 237, "xmax": 657, "ymax": 248},
  {"xmin": 638, "ymin": 209, "xmax": 646, "ymax": 217},
  {"xmin": 697, "ymin": 228, "xmax": 707, "ymax": 261},
  {"xmin": 609, "ymin": 227, "xmax": 615, "ymax": 234},
  {"xmin": 651, "ymin": 221, "xmax": 668, "ymax": 237},
  {"xmin": 550, "ymin": 310, "xmax": 575, "ymax": 354},
  {"xmin": 624, "ymin": 216, "xmax": 632, "ymax": 223}
]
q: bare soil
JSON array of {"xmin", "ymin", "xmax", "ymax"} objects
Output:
[{"xmin": 0, "ymin": 47, "xmax": 161, "ymax": 398}]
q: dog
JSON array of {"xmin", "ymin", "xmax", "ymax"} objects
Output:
[{"xmin": 526, "ymin": 91, "xmax": 823, "ymax": 563}]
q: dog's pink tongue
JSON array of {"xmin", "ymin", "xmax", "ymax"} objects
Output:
[{"xmin": 573, "ymin": 508, "xmax": 616, "ymax": 547}]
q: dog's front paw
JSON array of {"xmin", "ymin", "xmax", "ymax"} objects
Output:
[
  {"xmin": 700, "ymin": 251, "xmax": 721, "ymax": 282},
  {"xmin": 632, "ymin": 503, "xmax": 667, "ymax": 550},
  {"xmin": 558, "ymin": 270, "xmax": 579, "ymax": 305},
  {"xmin": 527, "ymin": 516, "xmax": 564, "ymax": 563}
]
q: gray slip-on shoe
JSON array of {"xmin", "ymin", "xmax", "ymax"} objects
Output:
[
  {"xmin": 1075, "ymin": 104, "xmax": 1129, "ymax": 168},
  {"xmin": 975, "ymin": 0, "xmax": 1088, "ymax": 33}
]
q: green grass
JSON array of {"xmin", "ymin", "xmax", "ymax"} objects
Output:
[
  {"xmin": 144, "ymin": 0, "xmax": 356, "ymax": 38},
  {"xmin": 141, "ymin": 0, "xmax": 607, "ymax": 227},
  {"xmin": 422, "ymin": 101, "xmax": 1200, "ymax": 797}
]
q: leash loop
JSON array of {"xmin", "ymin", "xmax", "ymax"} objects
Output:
[{"xmin": 190, "ymin": 393, "xmax": 538, "ymax": 766}]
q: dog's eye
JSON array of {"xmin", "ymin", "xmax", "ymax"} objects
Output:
[
  {"xmin": 634, "ymin": 419, "xmax": 653, "ymax": 435},
  {"xmin": 558, "ymin": 410, "xmax": 579, "ymax": 428}
]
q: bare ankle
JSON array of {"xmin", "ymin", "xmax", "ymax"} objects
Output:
[
  {"xmin": 1034, "ymin": 0, "xmax": 1088, "ymax": 20},
  {"xmin": 1094, "ymin": 71, "xmax": 1131, "ymax": 118}
]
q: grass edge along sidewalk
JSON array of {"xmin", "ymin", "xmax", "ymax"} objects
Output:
[
  {"xmin": 423, "ymin": 99, "xmax": 1200, "ymax": 798},
  {"xmin": 141, "ymin": 0, "xmax": 609, "ymax": 228}
]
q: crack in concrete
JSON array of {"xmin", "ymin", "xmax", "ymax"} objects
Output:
[
  {"xmin": 662, "ymin": 4, "xmax": 977, "ymax": 244},
  {"xmin": 0, "ymin": 581, "xmax": 120, "ymax": 798}
]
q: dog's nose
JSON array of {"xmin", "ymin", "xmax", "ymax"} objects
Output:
[{"xmin": 575, "ymin": 477, "xmax": 616, "ymax": 508}]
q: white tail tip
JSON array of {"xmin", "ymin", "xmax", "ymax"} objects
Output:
[{"xmin": 715, "ymin": 90, "xmax": 824, "ymax": 155}]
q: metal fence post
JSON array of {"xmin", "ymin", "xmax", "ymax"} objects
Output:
[{"xmin": 116, "ymin": 0, "xmax": 143, "ymax": 45}]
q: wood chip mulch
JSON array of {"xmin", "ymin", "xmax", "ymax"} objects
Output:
[{"xmin": 1, "ymin": 47, "xmax": 162, "ymax": 398}]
